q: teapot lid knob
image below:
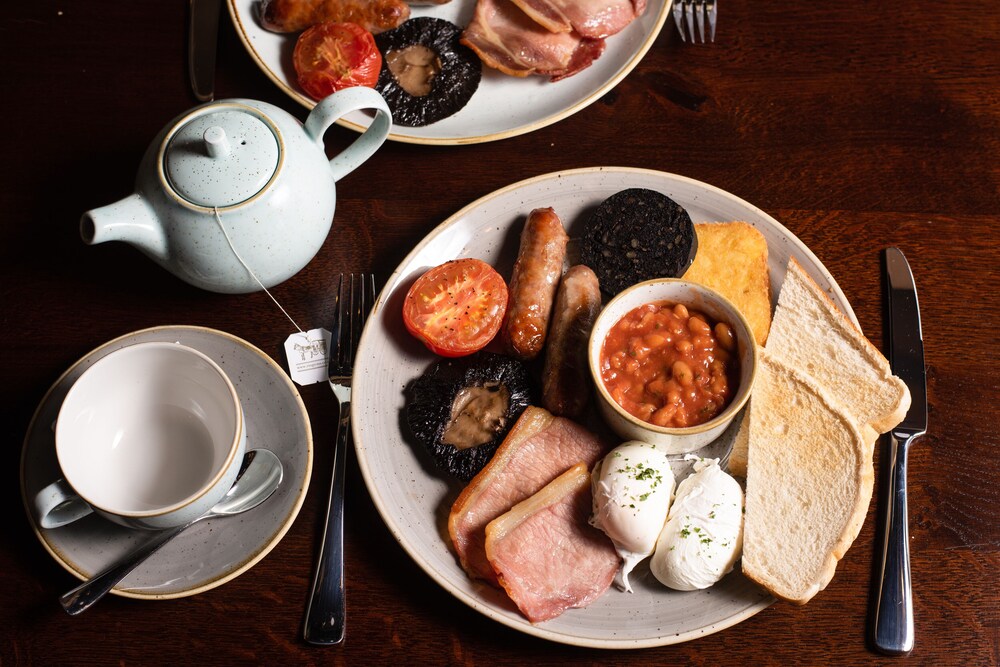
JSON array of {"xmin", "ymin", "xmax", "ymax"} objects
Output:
[
  {"xmin": 203, "ymin": 126, "xmax": 230, "ymax": 159},
  {"xmin": 163, "ymin": 105, "xmax": 280, "ymax": 208}
]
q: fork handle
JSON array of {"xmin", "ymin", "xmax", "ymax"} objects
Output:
[
  {"xmin": 870, "ymin": 430, "xmax": 916, "ymax": 655},
  {"xmin": 303, "ymin": 399, "xmax": 350, "ymax": 645}
]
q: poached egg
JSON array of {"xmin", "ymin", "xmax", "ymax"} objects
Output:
[
  {"xmin": 590, "ymin": 441, "xmax": 675, "ymax": 592},
  {"xmin": 650, "ymin": 457, "xmax": 744, "ymax": 591}
]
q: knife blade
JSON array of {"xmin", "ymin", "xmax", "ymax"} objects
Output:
[
  {"xmin": 188, "ymin": 0, "xmax": 222, "ymax": 102},
  {"xmin": 870, "ymin": 247, "xmax": 927, "ymax": 655},
  {"xmin": 886, "ymin": 249, "xmax": 928, "ymax": 434}
]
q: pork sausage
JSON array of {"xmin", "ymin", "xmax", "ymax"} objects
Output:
[
  {"xmin": 542, "ymin": 265, "xmax": 601, "ymax": 418},
  {"xmin": 260, "ymin": 0, "xmax": 410, "ymax": 34},
  {"xmin": 502, "ymin": 208, "xmax": 569, "ymax": 360}
]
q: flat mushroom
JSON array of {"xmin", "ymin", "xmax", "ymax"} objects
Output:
[
  {"xmin": 406, "ymin": 352, "xmax": 533, "ymax": 481},
  {"xmin": 375, "ymin": 17, "xmax": 482, "ymax": 126}
]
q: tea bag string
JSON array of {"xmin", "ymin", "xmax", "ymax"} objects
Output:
[{"xmin": 212, "ymin": 207, "xmax": 305, "ymax": 335}]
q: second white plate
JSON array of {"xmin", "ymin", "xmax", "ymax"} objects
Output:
[{"xmin": 228, "ymin": 0, "xmax": 670, "ymax": 144}]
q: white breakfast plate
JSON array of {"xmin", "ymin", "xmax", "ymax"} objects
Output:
[
  {"xmin": 352, "ymin": 167, "xmax": 859, "ymax": 648},
  {"xmin": 20, "ymin": 326, "xmax": 312, "ymax": 599},
  {"xmin": 228, "ymin": 0, "xmax": 670, "ymax": 144}
]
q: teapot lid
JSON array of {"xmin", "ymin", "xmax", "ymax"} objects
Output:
[{"xmin": 163, "ymin": 105, "xmax": 280, "ymax": 207}]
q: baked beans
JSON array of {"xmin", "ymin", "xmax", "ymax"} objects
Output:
[{"xmin": 600, "ymin": 301, "xmax": 739, "ymax": 428}]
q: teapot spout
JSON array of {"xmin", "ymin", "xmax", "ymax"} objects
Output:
[{"xmin": 80, "ymin": 194, "xmax": 168, "ymax": 263}]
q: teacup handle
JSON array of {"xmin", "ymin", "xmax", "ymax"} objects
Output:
[
  {"xmin": 304, "ymin": 87, "xmax": 392, "ymax": 182},
  {"xmin": 34, "ymin": 478, "xmax": 93, "ymax": 529}
]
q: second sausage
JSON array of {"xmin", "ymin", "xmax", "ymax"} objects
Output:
[{"xmin": 542, "ymin": 265, "xmax": 602, "ymax": 418}]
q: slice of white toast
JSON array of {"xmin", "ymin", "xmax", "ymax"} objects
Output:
[
  {"xmin": 742, "ymin": 351, "xmax": 874, "ymax": 604},
  {"xmin": 740, "ymin": 258, "xmax": 911, "ymax": 603},
  {"xmin": 764, "ymin": 258, "xmax": 911, "ymax": 450},
  {"xmin": 726, "ymin": 413, "xmax": 751, "ymax": 479},
  {"xmin": 730, "ymin": 258, "xmax": 912, "ymax": 479}
]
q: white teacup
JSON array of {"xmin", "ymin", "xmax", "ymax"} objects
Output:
[{"xmin": 34, "ymin": 341, "xmax": 246, "ymax": 530}]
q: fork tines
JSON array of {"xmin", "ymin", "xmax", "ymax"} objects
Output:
[
  {"xmin": 673, "ymin": 0, "xmax": 717, "ymax": 43},
  {"xmin": 328, "ymin": 273, "xmax": 376, "ymax": 378}
]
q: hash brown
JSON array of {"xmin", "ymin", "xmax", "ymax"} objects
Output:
[{"xmin": 682, "ymin": 222, "xmax": 772, "ymax": 346}]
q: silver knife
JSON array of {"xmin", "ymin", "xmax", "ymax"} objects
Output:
[
  {"xmin": 188, "ymin": 0, "xmax": 222, "ymax": 102},
  {"xmin": 870, "ymin": 247, "xmax": 927, "ymax": 655}
]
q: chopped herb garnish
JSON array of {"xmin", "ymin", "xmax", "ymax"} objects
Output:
[{"xmin": 635, "ymin": 466, "xmax": 657, "ymax": 481}]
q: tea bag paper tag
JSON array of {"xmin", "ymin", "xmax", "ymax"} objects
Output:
[{"xmin": 284, "ymin": 328, "xmax": 331, "ymax": 386}]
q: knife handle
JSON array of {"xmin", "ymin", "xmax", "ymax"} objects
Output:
[{"xmin": 871, "ymin": 431, "xmax": 915, "ymax": 655}]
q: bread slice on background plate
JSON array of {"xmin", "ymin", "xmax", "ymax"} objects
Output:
[{"xmin": 742, "ymin": 351, "xmax": 875, "ymax": 604}]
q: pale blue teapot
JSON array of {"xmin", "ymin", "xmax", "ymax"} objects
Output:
[{"xmin": 81, "ymin": 88, "xmax": 391, "ymax": 293}]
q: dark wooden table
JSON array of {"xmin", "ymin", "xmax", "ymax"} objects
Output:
[{"xmin": 3, "ymin": 1, "xmax": 997, "ymax": 664}]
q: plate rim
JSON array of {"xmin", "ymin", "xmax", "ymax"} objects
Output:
[
  {"xmin": 19, "ymin": 324, "xmax": 313, "ymax": 600},
  {"xmin": 226, "ymin": 0, "xmax": 672, "ymax": 145},
  {"xmin": 353, "ymin": 166, "xmax": 857, "ymax": 648}
]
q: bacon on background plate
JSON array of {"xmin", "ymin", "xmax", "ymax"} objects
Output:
[
  {"xmin": 461, "ymin": 0, "xmax": 606, "ymax": 81},
  {"xmin": 511, "ymin": 0, "xmax": 646, "ymax": 39}
]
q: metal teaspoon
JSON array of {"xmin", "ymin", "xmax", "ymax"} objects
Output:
[{"xmin": 60, "ymin": 448, "xmax": 284, "ymax": 616}]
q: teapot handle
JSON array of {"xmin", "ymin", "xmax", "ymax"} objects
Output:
[{"xmin": 304, "ymin": 88, "xmax": 392, "ymax": 182}]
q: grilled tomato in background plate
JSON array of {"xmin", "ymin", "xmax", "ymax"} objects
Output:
[{"xmin": 294, "ymin": 22, "xmax": 382, "ymax": 99}]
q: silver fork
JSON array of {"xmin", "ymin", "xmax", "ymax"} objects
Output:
[
  {"xmin": 303, "ymin": 273, "xmax": 376, "ymax": 646},
  {"xmin": 673, "ymin": 0, "xmax": 717, "ymax": 43}
]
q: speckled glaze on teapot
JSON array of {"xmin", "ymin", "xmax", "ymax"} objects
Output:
[{"xmin": 81, "ymin": 88, "xmax": 391, "ymax": 293}]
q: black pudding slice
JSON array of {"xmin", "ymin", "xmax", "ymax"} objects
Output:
[
  {"xmin": 374, "ymin": 17, "xmax": 482, "ymax": 127},
  {"xmin": 581, "ymin": 188, "xmax": 698, "ymax": 296},
  {"xmin": 406, "ymin": 352, "xmax": 532, "ymax": 481}
]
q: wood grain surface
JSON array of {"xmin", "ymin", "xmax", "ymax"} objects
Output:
[{"xmin": 2, "ymin": 1, "xmax": 997, "ymax": 665}]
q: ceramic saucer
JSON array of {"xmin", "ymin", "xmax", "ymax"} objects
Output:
[{"xmin": 20, "ymin": 325, "xmax": 312, "ymax": 599}]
